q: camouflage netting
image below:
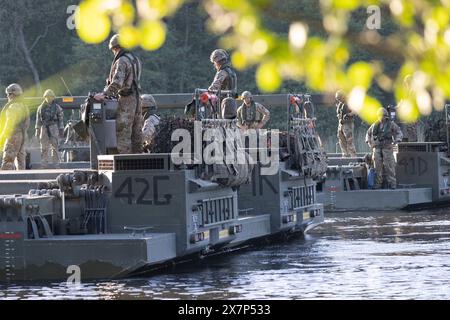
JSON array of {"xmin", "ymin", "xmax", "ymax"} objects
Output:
[
  {"xmin": 279, "ymin": 120, "xmax": 328, "ymax": 180},
  {"xmin": 149, "ymin": 116, "xmax": 253, "ymax": 188},
  {"xmin": 424, "ymin": 115, "xmax": 447, "ymax": 143},
  {"xmin": 149, "ymin": 116, "xmax": 195, "ymax": 154}
]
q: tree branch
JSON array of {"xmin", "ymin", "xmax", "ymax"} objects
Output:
[
  {"xmin": 16, "ymin": 19, "xmax": 42, "ymax": 94},
  {"xmin": 261, "ymin": 4, "xmax": 405, "ymax": 64},
  {"xmin": 29, "ymin": 22, "xmax": 58, "ymax": 52}
]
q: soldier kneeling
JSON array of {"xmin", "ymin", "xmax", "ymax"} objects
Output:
[{"xmin": 141, "ymin": 94, "xmax": 160, "ymax": 152}]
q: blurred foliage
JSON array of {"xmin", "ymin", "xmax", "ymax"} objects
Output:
[{"xmin": 76, "ymin": 0, "xmax": 450, "ymax": 124}]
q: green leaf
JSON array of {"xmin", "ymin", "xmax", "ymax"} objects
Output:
[
  {"xmin": 256, "ymin": 61, "xmax": 282, "ymax": 92},
  {"xmin": 332, "ymin": 0, "xmax": 359, "ymax": 10},
  {"xmin": 347, "ymin": 62, "xmax": 374, "ymax": 89}
]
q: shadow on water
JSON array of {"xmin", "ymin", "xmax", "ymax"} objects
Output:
[{"xmin": 1, "ymin": 209, "xmax": 449, "ymax": 300}]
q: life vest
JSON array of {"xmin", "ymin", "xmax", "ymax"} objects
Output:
[
  {"xmin": 219, "ymin": 63, "xmax": 237, "ymax": 97},
  {"xmin": 241, "ymin": 101, "xmax": 261, "ymax": 123},
  {"xmin": 108, "ymin": 50, "xmax": 142, "ymax": 96},
  {"xmin": 373, "ymin": 120, "xmax": 393, "ymax": 145},
  {"xmin": 40, "ymin": 102, "xmax": 59, "ymax": 125}
]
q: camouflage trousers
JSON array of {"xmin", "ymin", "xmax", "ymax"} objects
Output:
[
  {"xmin": 373, "ymin": 147, "xmax": 396, "ymax": 188},
  {"xmin": 1, "ymin": 131, "xmax": 26, "ymax": 170},
  {"xmin": 116, "ymin": 95, "xmax": 143, "ymax": 154},
  {"xmin": 337, "ymin": 121, "xmax": 357, "ymax": 157},
  {"xmin": 39, "ymin": 124, "xmax": 60, "ymax": 166}
]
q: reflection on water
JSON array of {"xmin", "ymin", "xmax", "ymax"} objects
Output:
[{"xmin": 1, "ymin": 209, "xmax": 449, "ymax": 300}]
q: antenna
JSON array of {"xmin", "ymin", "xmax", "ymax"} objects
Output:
[{"xmin": 60, "ymin": 77, "xmax": 73, "ymax": 97}]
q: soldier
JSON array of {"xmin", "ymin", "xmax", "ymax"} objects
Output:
[
  {"xmin": 35, "ymin": 89, "xmax": 64, "ymax": 167},
  {"xmin": 141, "ymin": 94, "xmax": 160, "ymax": 150},
  {"xmin": 335, "ymin": 90, "xmax": 357, "ymax": 157},
  {"xmin": 0, "ymin": 84, "xmax": 30, "ymax": 170},
  {"xmin": 237, "ymin": 91, "xmax": 270, "ymax": 130},
  {"xmin": 365, "ymin": 108, "xmax": 403, "ymax": 189},
  {"xmin": 94, "ymin": 34, "xmax": 143, "ymax": 154},
  {"xmin": 208, "ymin": 49, "xmax": 238, "ymax": 97}
]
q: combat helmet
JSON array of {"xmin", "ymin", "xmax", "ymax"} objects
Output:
[
  {"xmin": 210, "ymin": 49, "xmax": 229, "ymax": 64},
  {"xmin": 109, "ymin": 34, "xmax": 120, "ymax": 50},
  {"xmin": 5, "ymin": 83, "xmax": 23, "ymax": 97},
  {"xmin": 221, "ymin": 97, "xmax": 237, "ymax": 119},
  {"xmin": 335, "ymin": 90, "xmax": 345, "ymax": 101},
  {"xmin": 241, "ymin": 91, "xmax": 252, "ymax": 99},
  {"xmin": 43, "ymin": 89, "xmax": 56, "ymax": 98},
  {"xmin": 141, "ymin": 94, "xmax": 157, "ymax": 114}
]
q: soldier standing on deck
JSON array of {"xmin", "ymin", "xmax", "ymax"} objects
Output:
[
  {"xmin": 366, "ymin": 108, "xmax": 403, "ymax": 189},
  {"xmin": 335, "ymin": 90, "xmax": 357, "ymax": 157},
  {"xmin": 94, "ymin": 34, "xmax": 143, "ymax": 154},
  {"xmin": 0, "ymin": 84, "xmax": 30, "ymax": 170},
  {"xmin": 35, "ymin": 89, "xmax": 64, "ymax": 167},
  {"xmin": 208, "ymin": 49, "xmax": 238, "ymax": 96},
  {"xmin": 237, "ymin": 91, "xmax": 270, "ymax": 130}
]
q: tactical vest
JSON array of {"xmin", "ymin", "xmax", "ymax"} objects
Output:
[
  {"xmin": 109, "ymin": 50, "xmax": 142, "ymax": 96},
  {"xmin": 220, "ymin": 64, "xmax": 238, "ymax": 98},
  {"xmin": 241, "ymin": 101, "xmax": 261, "ymax": 123},
  {"xmin": 373, "ymin": 120, "xmax": 393, "ymax": 145},
  {"xmin": 40, "ymin": 102, "xmax": 59, "ymax": 125}
]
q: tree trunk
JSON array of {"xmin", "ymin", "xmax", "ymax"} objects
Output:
[
  {"xmin": 179, "ymin": 5, "xmax": 190, "ymax": 93},
  {"xmin": 17, "ymin": 21, "xmax": 42, "ymax": 95}
]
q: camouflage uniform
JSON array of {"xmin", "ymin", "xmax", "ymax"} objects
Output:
[
  {"xmin": 208, "ymin": 61, "xmax": 237, "ymax": 94},
  {"xmin": 0, "ymin": 99, "xmax": 30, "ymax": 170},
  {"xmin": 36, "ymin": 101, "xmax": 64, "ymax": 165},
  {"xmin": 336, "ymin": 100, "xmax": 357, "ymax": 157},
  {"xmin": 237, "ymin": 101, "xmax": 270, "ymax": 129},
  {"xmin": 105, "ymin": 48, "xmax": 143, "ymax": 154},
  {"xmin": 208, "ymin": 49, "xmax": 237, "ymax": 94},
  {"xmin": 366, "ymin": 117, "xmax": 403, "ymax": 189},
  {"xmin": 142, "ymin": 115, "xmax": 160, "ymax": 146},
  {"xmin": 404, "ymin": 123, "xmax": 418, "ymax": 142}
]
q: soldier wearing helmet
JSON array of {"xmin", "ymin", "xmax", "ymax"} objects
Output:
[
  {"xmin": 141, "ymin": 94, "xmax": 160, "ymax": 150},
  {"xmin": 237, "ymin": 91, "xmax": 270, "ymax": 130},
  {"xmin": 35, "ymin": 89, "xmax": 64, "ymax": 167},
  {"xmin": 94, "ymin": 33, "xmax": 143, "ymax": 154},
  {"xmin": 365, "ymin": 107, "xmax": 403, "ymax": 189},
  {"xmin": 335, "ymin": 90, "xmax": 357, "ymax": 157},
  {"xmin": 208, "ymin": 49, "xmax": 238, "ymax": 97},
  {"xmin": 0, "ymin": 83, "xmax": 30, "ymax": 170}
]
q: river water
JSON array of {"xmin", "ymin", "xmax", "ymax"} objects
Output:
[{"xmin": 1, "ymin": 209, "xmax": 449, "ymax": 300}]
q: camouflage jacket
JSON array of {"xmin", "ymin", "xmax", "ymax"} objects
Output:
[
  {"xmin": 336, "ymin": 101, "xmax": 353, "ymax": 123},
  {"xmin": 237, "ymin": 101, "xmax": 270, "ymax": 129},
  {"xmin": 142, "ymin": 114, "xmax": 160, "ymax": 144},
  {"xmin": 105, "ymin": 50, "xmax": 141, "ymax": 97},
  {"xmin": 0, "ymin": 99, "xmax": 30, "ymax": 137},
  {"xmin": 35, "ymin": 101, "xmax": 64, "ymax": 129},
  {"xmin": 366, "ymin": 120, "xmax": 403, "ymax": 148},
  {"xmin": 208, "ymin": 62, "xmax": 237, "ymax": 95}
]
